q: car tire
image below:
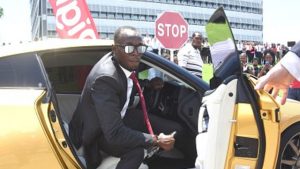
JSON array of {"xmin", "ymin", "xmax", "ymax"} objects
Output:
[{"xmin": 276, "ymin": 123, "xmax": 300, "ymax": 169}]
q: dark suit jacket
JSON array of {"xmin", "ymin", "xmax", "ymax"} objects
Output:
[{"xmin": 69, "ymin": 52, "xmax": 154, "ymax": 168}]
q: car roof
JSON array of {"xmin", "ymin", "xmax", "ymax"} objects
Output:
[{"xmin": 0, "ymin": 39, "xmax": 114, "ymax": 58}]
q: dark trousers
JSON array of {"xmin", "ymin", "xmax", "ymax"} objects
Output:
[
  {"xmin": 288, "ymin": 88, "xmax": 300, "ymax": 101},
  {"xmin": 98, "ymin": 108, "xmax": 196, "ymax": 169}
]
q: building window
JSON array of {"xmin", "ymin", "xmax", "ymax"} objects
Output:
[
  {"xmin": 132, "ymin": 14, "xmax": 138, "ymax": 20},
  {"xmin": 107, "ymin": 13, "xmax": 115, "ymax": 19},
  {"xmin": 108, "ymin": 33, "xmax": 114, "ymax": 39},
  {"xmin": 91, "ymin": 11, "xmax": 99, "ymax": 18},
  {"xmin": 47, "ymin": 8, "xmax": 54, "ymax": 15},
  {"xmin": 116, "ymin": 13, "xmax": 123, "ymax": 19},
  {"xmin": 100, "ymin": 12, "xmax": 107, "ymax": 18},
  {"xmin": 139, "ymin": 15, "xmax": 146, "ymax": 21},
  {"xmin": 124, "ymin": 14, "xmax": 130, "ymax": 20}
]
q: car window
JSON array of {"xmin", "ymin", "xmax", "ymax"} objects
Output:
[
  {"xmin": 141, "ymin": 59, "xmax": 196, "ymax": 91},
  {"xmin": 0, "ymin": 54, "xmax": 46, "ymax": 88},
  {"xmin": 140, "ymin": 59, "xmax": 202, "ymax": 134},
  {"xmin": 40, "ymin": 48, "xmax": 110, "ymax": 94}
]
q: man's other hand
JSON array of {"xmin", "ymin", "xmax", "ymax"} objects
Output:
[
  {"xmin": 255, "ymin": 63, "xmax": 295, "ymax": 105},
  {"xmin": 157, "ymin": 133, "xmax": 175, "ymax": 151}
]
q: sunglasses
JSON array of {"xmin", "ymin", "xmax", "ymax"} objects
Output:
[{"xmin": 116, "ymin": 44, "xmax": 147, "ymax": 54}]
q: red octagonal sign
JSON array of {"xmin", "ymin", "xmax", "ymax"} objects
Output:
[{"xmin": 155, "ymin": 11, "xmax": 189, "ymax": 49}]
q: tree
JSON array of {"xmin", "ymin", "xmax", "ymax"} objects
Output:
[{"xmin": 0, "ymin": 7, "xmax": 3, "ymax": 18}]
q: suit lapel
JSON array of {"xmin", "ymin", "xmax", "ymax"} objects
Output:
[{"xmin": 112, "ymin": 57, "xmax": 128, "ymax": 106}]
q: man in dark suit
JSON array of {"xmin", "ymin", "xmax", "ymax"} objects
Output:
[
  {"xmin": 69, "ymin": 26, "xmax": 177, "ymax": 169},
  {"xmin": 256, "ymin": 41, "xmax": 300, "ymax": 105}
]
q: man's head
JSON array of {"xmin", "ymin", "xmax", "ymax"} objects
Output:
[
  {"xmin": 191, "ymin": 32, "xmax": 203, "ymax": 49},
  {"xmin": 240, "ymin": 52, "xmax": 247, "ymax": 64},
  {"xmin": 265, "ymin": 53, "xmax": 273, "ymax": 64},
  {"xmin": 112, "ymin": 26, "xmax": 147, "ymax": 71},
  {"xmin": 252, "ymin": 58, "xmax": 258, "ymax": 66}
]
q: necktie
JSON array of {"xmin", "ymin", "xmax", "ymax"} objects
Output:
[{"xmin": 130, "ymin": 71, "xmax": 154, "ymax": 136}]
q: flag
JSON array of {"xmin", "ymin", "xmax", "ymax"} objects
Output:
[{"xmin": 48, "ymin": 0, "xmax": 99, "ymax": 39}]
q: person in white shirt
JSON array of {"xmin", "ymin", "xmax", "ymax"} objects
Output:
[
  {"xmin": 177, "ymin": 32, "xmax": 204, "ymax": 78},
  {"xmin": 237, "ymin": 41, "xmax": 243, "ymax": 53},
  {"xmin": 143, "ymin": 33, "xmax": 152, "ymax": 47},
  {"xmin": 151, "ymin": 37, "xmax": 161, "ymax": 55},
  {"xmin": 240, "ymin": 52, "xmax": 253, "ymax": 74},
  {"xmin": 255, "ymin": 41, "xmax": 300, "ymax": 105}
]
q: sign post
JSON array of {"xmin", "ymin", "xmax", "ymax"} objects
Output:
[{"xmin": 155, "ymin": 11, "xmax": 189, "ymax": 50}]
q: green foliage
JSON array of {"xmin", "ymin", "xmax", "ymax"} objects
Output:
[
  {"xmin": 206, "ymin": 22, "xmax": 232, "ymax": 46},
  {"xmin": 138, "ymin": 70, "xmax": 148, "ymax": 79},
  {"xmin": 202, "ymin": 64, "xmax": 213, "ymax": 83},
  {"xmin": 0, "ymin": 7, "xmax": 3, "ymax": 18}
]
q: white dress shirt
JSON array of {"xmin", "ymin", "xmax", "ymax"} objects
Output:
[
  {"xmin": 177, "ymin": 43, "xmax": 203, "ymax": 77},
  {"xmin": 119, "ymin": 66, "xmax": 133, "ymax": 118},
  {"xmin": 281, "ymin": 51, "xmax": 300, "ymax": 81}
]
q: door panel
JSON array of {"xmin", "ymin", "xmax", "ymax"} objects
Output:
[
  {"xmin": 41, "ymin": 102, "xmax": 81, "ymax": 168},
  {"xmin": 256, "ymin": 89, "xmax": 281, "ymax": 168},
  {"xmin": 225, "ymin": 103, "xmax": 259, "ymax": 169},
  {"xmin": 196, "ymin": 79, "xmax": 238, "ymax": 169},
  {"xmin": 0, "ymin": 89, "xmax": 62, "ymax": 169}
]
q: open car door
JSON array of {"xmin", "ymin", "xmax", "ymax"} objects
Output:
[{"xmin": 195, "ymin": 7, "xmax": 280, "ymax": 169}]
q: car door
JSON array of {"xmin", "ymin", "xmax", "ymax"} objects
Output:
[
  {"xmin": 195, "ymin": 7, "xmax": 280, "ymax": 169},
  {"xmin": 0, "ymin": 52, "xmax": 72, "ymax": 169}
]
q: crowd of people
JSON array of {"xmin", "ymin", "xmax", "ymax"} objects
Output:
[
  {"xmin": 238, "ymin": 41, "xmax": 300, "ymax": 102},
  {"xmin": 237, "ymin": 41, "xmax": 289, "ymax": 65},
  {"xmin": 143, "ymin": 34, "xmax": 300, "ymax": 103},
  {"xmin": 143, "ymin": 34, "xmax": 291, "ymax": 65}
]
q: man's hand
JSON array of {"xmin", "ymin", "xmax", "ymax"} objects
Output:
[
  {"xmin": 157, "ymin": 132, "xmax": 175, "ymax": 151},
  {"xmin": 149, "ymin": 77, "xmax": 164, "ymax": 90},
  {"xmin": 255, "ymin": 63, "xmax": 295, "ymax": 105}
]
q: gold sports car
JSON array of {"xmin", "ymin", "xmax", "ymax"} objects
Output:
[{"xmin": 0, "ymin": 7, "xmax": 299, "ymax": 169}]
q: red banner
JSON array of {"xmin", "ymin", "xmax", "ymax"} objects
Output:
[{"xmin": 48, "ymin": 0, "xmax": 99, "ymax": 39}]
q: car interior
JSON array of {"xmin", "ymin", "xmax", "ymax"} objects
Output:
[{"xmin": 39, "ymin": 48, "xmax": 204, "ymax": 169}]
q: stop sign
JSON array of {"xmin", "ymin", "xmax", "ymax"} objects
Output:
[{"xmin": 155, "ymin": 11, "xmax": 189, "ymax": 49}]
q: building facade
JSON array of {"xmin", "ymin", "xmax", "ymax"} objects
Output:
[{"xmin": 30, "ymin": 0, "xmax": 263, "ymax": 42}]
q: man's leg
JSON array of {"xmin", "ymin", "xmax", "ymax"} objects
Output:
[
  {"xmin": 288, "ymin": 88, "xmax": 297, "ymax": 100},
  {"xmin": 92, "ymin": 109, "xmax": 147, "ymax": 169},
  {"xmin": 98, "ymin": 136, "xmax": 145, "ymax": 169},
  {"xmin": 295, "ymin": 88, "xmax": 300, "ymax": 101},
  {"xmin": 116, "ymin": 147, "xmax": 145, "ymax": 169},
  {"xmin": 84, "ymin": 143, "xmax": 103, "ymax": 169}
]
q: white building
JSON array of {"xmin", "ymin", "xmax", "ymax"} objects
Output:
[{"xmin": 30, "ymin": 0, "xmax": 263, "ymax": 42}]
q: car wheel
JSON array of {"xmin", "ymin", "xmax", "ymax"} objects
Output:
[{"xmin": 277, "ymin": 123, "xmax": 300, "ymax": 169}]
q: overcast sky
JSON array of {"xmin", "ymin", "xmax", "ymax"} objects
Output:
[
  {"xmin": 0, "ymin": 0, "xmax": 299, "ymax": 45},
  {"xmin": 263, "ymin": 0, "xmax": 300, "ymax": 44},
  {"xmin": 0, "ymin": 0, "xmax": 31, "ymax": 44}
]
